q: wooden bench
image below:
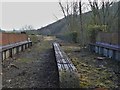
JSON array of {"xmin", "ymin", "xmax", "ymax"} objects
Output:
[
  {"xmin": 0, "ymin": 41, "xmax": 32, "ymax": 61},
  {"xmin": 53, "ymin": 42, "xmax": 79, "ymax": 88},
  {"xmin": 89, "ymin": 43, "xmax": 120, "ymax": 61}
]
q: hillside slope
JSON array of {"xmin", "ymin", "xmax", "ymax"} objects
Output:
[{"xmin": 37, "ymin": 1, "xmax": 119, "ymax": 36}]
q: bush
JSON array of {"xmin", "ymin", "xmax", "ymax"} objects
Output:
[
  {"xmin": 71, "ymin": 31, "xmax": 78, "ymax": 43},
  {"xmin": 88, "ymin": 25, "xmax": 105, "ymax": 43},
  {"xmin": 29, "ymin": 35, "xmax": 38, "ymax": 44},
  {"xmin": 56, "ymin": 31, "xmax": 78, "ymax": 43}
]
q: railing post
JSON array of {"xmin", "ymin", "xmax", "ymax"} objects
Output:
[{"xmin": 9, "ymin": 48, "xmax": 12, "ymax": 58}]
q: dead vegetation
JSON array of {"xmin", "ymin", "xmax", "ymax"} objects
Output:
[
  {"xmin": 61, "ymin": 43, "xmax": 120, "ymax": 88},
  {"xmin": 2, "ymin": 36, "xmax": 120, "ymax": 89}
]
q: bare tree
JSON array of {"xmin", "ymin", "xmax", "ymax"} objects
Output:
[
  {"xmin": 20, "ymin": 25, "xmax": 34, "ymax": 31},
  {"xmin": 88, "ymin": 0, "xmax": 119, "ymax": 31},
  {"xmin": 79, "ymin": 0, "xmax": 84, "ymax": 48},
  {"xmin": 59, "ymin": 1, "xmax": 80, "ymax": 43},
  {"xmin": 59, "ymin": 1, "xmax": 72, "ymax": 30}
]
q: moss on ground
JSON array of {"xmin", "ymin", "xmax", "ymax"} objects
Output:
[
  {"xmin": 61, "ymin": 44, "xmax": 120, "ymax": 88},
  {"xmin": 60, "ymin": 71, "xmax": 80, "ymax": 88}
]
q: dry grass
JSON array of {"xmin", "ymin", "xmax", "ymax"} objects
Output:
[
  {"xmin": 61, "ymin": 44, "xmax": 120, "ymax": 88},
  {"xmin": 43, "ymin": 36, "xmax": 56, "ymax": 41}
]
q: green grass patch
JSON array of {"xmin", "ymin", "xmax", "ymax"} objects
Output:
[{"xmin": 17, "ymin": 58, "xmax": 32, "ymax": 63}]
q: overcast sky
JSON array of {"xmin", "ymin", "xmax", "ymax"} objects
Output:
[
  {"xmin": 1, "ymin": 2, "xmax": 64, "ymax": 30},
  {"xmin": 0, "ymin": 0, "xmax": 119, "ymax": 31},
  {"xmin": 0, "ymin": 0, "xmax": 91, "ymax": 30}
]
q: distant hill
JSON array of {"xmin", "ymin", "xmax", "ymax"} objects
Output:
[
  {"xmin": 0, "ymin": 29, "xmax": 5, "ymax": 32},
  {"xmin": 37, "ymin": 18, "xmax": 67, "ymax": 35},
  {"xmin": 36, "ymin": 1, "xmax": 119, "ymax": 38}
]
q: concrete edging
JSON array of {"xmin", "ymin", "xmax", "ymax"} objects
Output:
[{"xmin": 53, "ymin": 42, "xmax": 79, "ymax": 88}]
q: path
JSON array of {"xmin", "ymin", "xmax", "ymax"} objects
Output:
[{"xmin": 2, "ymin": 36, "xmax": 59, "ymax": 88}]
